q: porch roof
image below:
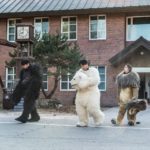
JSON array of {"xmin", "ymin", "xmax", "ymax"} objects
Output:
[
  {"xmin": 0, "ymin": 0, "xmax": 150, "ymax": 18},
  {"xmin": 109, "ymin": 37, "xmax": 150, "ymax": 66}
]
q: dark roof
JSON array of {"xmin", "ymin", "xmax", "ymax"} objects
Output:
[
  {"xmin": 109, "ymin": 37, "xmax": 150, "ymax": 65},
  {"xmin": 0, "ymin": 39, "xmax": 17, "ymax": 47},
  {"xmin": 0, "ymin": 0, "xmax": 150, "ymax": 17}
]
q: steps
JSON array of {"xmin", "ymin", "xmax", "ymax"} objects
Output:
[{"xmin": 13, "ymin": 98, "xmax": 24, "ymax": 112}]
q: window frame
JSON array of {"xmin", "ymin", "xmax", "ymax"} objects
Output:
[
  {"xmin": 7, "ymin": 18, "xmax": 22, "ymax": 42},
  {"xmin": 89, "ymin": 15, "xmax": 107, "ymax": 40},
  {"xmin": 60, "ymin": 72, "xmax": 75, "ymax": 91},
  {"xmin": 61, "ymin": 16, "xmax": 77, "ymax": 41},
  {"xmin": 42, "ymin": 67, "xmax": 48, "ymax": 91},
  {"xmin": 126, "ymin": 15, "xmax": 150, "ymax": 41},
  {"xmin": 34, "ymin": 17, "xmax": 49, "ymax": 39},
  {"xmin": 5, "ymin": 67, "xmax": 16, "ymax": 90},
  {"xmin": 60, "ymin": 66, "xmax": 107, "ymax": 92},
  {"xmin": 97, "ymin": 66, "xmax": 107, "ymax": 92},
  {"xmin": 5, "ymin": 67, "xmax": 48, "ymax": 91}
]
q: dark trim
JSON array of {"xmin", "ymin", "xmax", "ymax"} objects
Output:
[
  {"xmin": 0, "ymin": 39, "xmax": 17, "ymax": 47},
  {"xmin": 109, "ymin": 37, "xmax": 150, "ymax": 65}
]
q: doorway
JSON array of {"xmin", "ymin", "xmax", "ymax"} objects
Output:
[
  {"xmin": 138, "ymin": 73, "xmax": 150, "ymax": 99},
  {"xmin": 139, "ymin": 74, "xmax": 146, "ymax": 99}
]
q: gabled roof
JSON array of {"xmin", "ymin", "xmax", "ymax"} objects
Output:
[
  {"xmin": 0, "ymin": 0, "xmax": 150, "ymax": 17},
  {"xmin": 109, "ymin": 37, "xmax": 150, "ymax": 65},
  {"xmin": 0, "ymin": 39, "xmax": 17, "ymax": 47}
]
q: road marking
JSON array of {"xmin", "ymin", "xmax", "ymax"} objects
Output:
[{"xmin": 0, "ymin": 121, "xmax": 150, "ymax": 130}]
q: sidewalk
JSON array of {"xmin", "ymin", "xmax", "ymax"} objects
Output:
[{"xmin": 0, "ymin": 106, "xmax": 149, "ymax": 127}]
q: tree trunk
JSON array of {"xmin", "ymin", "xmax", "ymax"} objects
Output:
[
  {"xmin": 41, "ymin": 76, "xmax": 59, "ymax": 99},
  {"xmin": 41, "ymin": 86, "xmax": 47, "ymax": 98}
]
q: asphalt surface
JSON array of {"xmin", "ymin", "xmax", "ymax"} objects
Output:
[{"xmin": 0, "ymin": 106, "xmax": 149, "ymax": 150}]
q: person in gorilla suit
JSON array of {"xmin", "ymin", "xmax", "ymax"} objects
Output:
[{"xmin": 12, "ymin": 59, "xmax": 42, "ymax": 123}]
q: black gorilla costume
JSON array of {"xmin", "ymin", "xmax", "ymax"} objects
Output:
[{"xmin": 12, "ymin": 60, "xmax": 42, "ymax": 123}]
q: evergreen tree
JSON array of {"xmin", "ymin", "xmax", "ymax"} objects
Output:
[
  {"xmin": 33, "ymin": 33, "xmax": 83, "ymax": 98},
  {"xmin": 8, "ymin": 32, "xmax": 83, "ymax": 99}
]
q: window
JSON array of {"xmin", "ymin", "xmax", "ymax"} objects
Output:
[
  {"xmin": 61, "ymin": 17, "xmax": 77, "ymax": 40},
  {"xmin": 98, "ymin": 66, "xmax": 106, "ymax": 91},
  {"xmin": 42, "ymin": 68, "xmax": 48, "ymax": 91},
  {"xmin": 60, "ymin": 73, "xmax": 74, "ymax": 91},
  {"xmin": 127, "ymin": 16, "xmax": 150, "ymax": 41},
  {"xmin": 34, "ymin": 18, "xmax": 49, "ymax": 39},
  {"xmin": 7, "ymin": 19, "xmax": 21, "ymax": 42},
  {"xmin": 6, "ymin": 67, "xmax": 16, "ymax": 90},
  {"xmin": 89, "ymin": 15, "xmax": 106, "ymax": 40},
  {"xmin": 6, "ymin": 67, "xmax": 48, "ymax": 91}
]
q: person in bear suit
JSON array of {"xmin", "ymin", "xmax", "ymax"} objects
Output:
[
  {"xmin": 111, "ymin": 64, "xmax": 144, "ymax": 126},
  {"xmin": 12, "ymin": 59, "xmax": 42, "ymax": 123}
]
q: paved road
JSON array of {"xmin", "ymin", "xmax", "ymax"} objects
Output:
[{"xmin": 0, "ymin": 106, "xmax": 150, "ymax": 150}]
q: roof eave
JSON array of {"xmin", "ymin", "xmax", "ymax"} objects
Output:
[{"xmin": 0, "ymin": 6, "xmax": 150, "ymax": 18}]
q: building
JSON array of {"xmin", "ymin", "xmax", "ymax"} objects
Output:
[{"xmin": 0, "ymin": 0, "xmax": 150, "ymax": 106}]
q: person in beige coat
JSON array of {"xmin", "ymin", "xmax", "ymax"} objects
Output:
[{"xmin": 111, "ymin": 64, "xmax": 141, "ymax": 126}]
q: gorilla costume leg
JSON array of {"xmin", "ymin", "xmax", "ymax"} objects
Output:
[
  {"xmin": 15, "ymin": 79, "xmax": 41, "ymax": 123},
  {"xmin": 15, "ymin": 97, "xmax": 36, "ymax": 123},
  {"xmin": 28, "ymin": 105, "xmax": 40, "ymax": 122}
]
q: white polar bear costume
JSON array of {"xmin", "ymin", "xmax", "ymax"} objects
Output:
[{"xmin": 70, "ymin": 67, "xmax": 105, "ymax": 127}]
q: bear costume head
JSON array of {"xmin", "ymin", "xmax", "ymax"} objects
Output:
[
  {"xmin": 70, "ymin": 71, "xmax": 89, "ymax": 90},
  {"xmin": 126, "ymin": 99, "xmax": 147, "ymax": 115}
]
